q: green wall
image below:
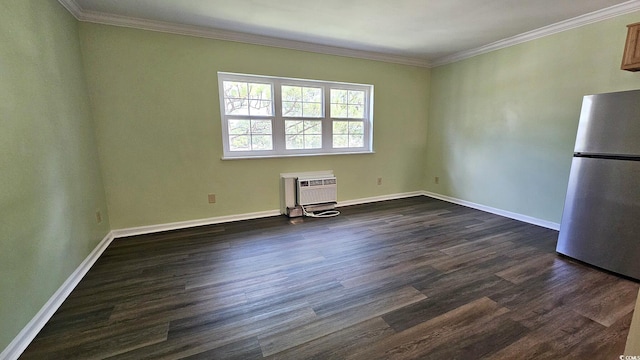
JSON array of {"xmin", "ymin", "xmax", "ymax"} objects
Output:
[
  {"xmin": 426, "ymin": 11, "xmax": 640, "ymax": 224},
  {"xmin": 0, "ymin": 0, "xmax": 110, "ymax": 351},
  {"xmin": 79, "ymin": 24, "xmax": 431, "ymax": 229},
  {"xmin": 4, "ymin": 1, "xmax": 640, "ymax": 353}
]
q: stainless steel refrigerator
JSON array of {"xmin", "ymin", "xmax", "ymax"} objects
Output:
[{"xmin": 557, "ymin": 89, "xmax": 640, "ymax": 281}]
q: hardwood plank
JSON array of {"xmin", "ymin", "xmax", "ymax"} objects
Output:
[
  {"xmin": 346, "ymin": 297, "xmax": 511, "ymax": 360},
  {"xmin": 108, "ymin": 286, "xmax": 248, "ymax": 323},
  {"xmin": 179, "ymin": 337, "xmax": 264, "ymax": 360},
  {"xmin": 309, "ymin": 281, "xmax": 427, "ymax": 318},
  {"xmin": 486, "ymin": 310, "xmax": 604, "ymax": 360},
  {"xmin": 32, "ymin": 305, "xmax": 114, "ymax": 340},
  {"xmin": 495, "ymin": 252, "xmax": 560, "ymax": 284},
  {"xmin": 338, "ymin": 255, "xmax": 443, "ymax": 289},
  {"xmin": 22, "ymin": 321, "xmax": 169, "ymax": 360},
  {"xmin": 258, "ymin": 286, "xmax": 426, "ymax": 356},
  {"xmin": 263, "ymin": 317, "xmax": 394, "ymax": 360},
  {"xmin": 429, "ymin": 245, "xmax": 505, "ymax": 273},
  {"xmin": 572, "ymin": 277, "xmax": 638, "ymax": 327},
  {"xmin": 19, "ymin": 196, "xmax": 639, "ymax": 359},
  {"xmin": 568, "ymin": 309, "xmax": 634, "ymax": 359},
  {"xmin": 384, "ymin": 272, "xmax": 513, "ymax": 332},
  {"xmin": 110, "ymin": 302, "xmax": 316, "ymax": 359}
]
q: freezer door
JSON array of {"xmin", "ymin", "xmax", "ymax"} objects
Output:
[
  {"xmin": 557, "ymin": 157, "xmax": 640, "ymax": 280},
  {"xmin": 574, "ymin": 89, "xmax": 640, "ymax": 155}
]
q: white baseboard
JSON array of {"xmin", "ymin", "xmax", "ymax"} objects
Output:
[
  {"xmin": 111, "ymin": 210, "xmax": 282, "ymax": 238},
  {"xmin": 112, "ymin": 190, "xmax": 556, "ymax": 239},
  {"xmin": 422, "ymin": 191, "xmax": 560, "ymax": 230},
  {"xmin": 1, "ymin": 231, "xmax": 116, "ymax": 360},
  {"xmin": 337, "ymin": 191, "xmax": 426, "ymax": 207},
  {"xmin": 112, "ymin": 192, "xmax": 427, "ymax": 239},
  {"xmin": 3, "ymin": 190, "xmax": 559, "ymax": 359}
]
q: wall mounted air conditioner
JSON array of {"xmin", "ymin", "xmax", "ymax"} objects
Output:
[
  {"xmin": 296, "ymin": 176, "xmax": 337, "ymax": 206},
  {"xmin": 280, "ymin": 171, "xmax": 337, "ymax": 217}
]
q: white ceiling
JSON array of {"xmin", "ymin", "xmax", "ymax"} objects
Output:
[{"xmin": 62, "ymin": 0, "xmax": 640, "ymax": 66}]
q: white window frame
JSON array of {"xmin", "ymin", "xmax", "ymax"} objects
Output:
[{"xmin": 218, "ymin": 72, "xmax": 374, "ymax": 159}]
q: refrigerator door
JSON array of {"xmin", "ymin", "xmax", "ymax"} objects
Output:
[
  {"xmin": 574, "ymin": 89, "xmax": 640, "ymax": 156},
  {"xmin": 557, "ymin": 157, "xmax": 640, "ymax": 280}
]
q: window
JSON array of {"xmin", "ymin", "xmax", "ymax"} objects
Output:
[
  {"xmin": 221, "ymin": 80, "xmax": 274, "ymax": 151},
  {"xmin": 331, "ymin": 89, "xmax": 366, "ymax": 148},
  {"xmin": 218, "ymin": 72, "xmax": 373, "ymax": 159}
]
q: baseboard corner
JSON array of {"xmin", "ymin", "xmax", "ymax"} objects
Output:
[
  {"xmin": 422, "ymin": 191, "xmax": 560, "ymax": 230},
  {"xmin": 1, "ymin": 231, "xmax": 115, "ymax": 360}
]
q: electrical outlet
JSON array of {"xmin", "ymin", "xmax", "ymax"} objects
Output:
[
  {"xmin": 95, "ymin": 210, "xmax": 102, "ymax": 224},
  {"xmin": 208, "ymin": 194, "xmax": 216, "ymax": 203},
  {"xmin": 435, "ymin": 177, "xmax": 439, "ymax": 184},
  {"xmin": 377, "ymin": 177, "xmax": 383, "ymax": 185}
]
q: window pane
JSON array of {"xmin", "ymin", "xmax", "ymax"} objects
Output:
[
  {"xmin": 225, "ymin": 98, "xmax": 248, "ymax": 115},
  {"xmin": 304, "ymin": 87, "xmax": 322, "ymax": 102},
  {"xmin": 286, "ymin": 134, "xmax": 304, "ymax": 149},
  {"xmin": 331, "ymin": 89, "xmax": 348, "ymax": 104},
  {"xmin": 305, "ymin": 135, "xmax": 322, "ymax": 149},
  {"xmin": 303, "ymin": 103, "xmax": 322, "ymax": 117},
  {"xmin": 251, "ymin": 119, "xmax": 272, "ymax": 134},
  {"xmin": 282, "ymin": 86, "xmax": 302, "ymax": 102},
  {"xmin": 348, "ymin": 90, "xmax": 364, "ymax": 105},
  {"xmin": 228, "ymin": 119, "xmax": 250, "ymax": 134},
  {"xmin": 249, "ymin": 100, "xmax": 272, "ymax": 116},
  {"xmin": 284, "ymin": 120, "xmax": 322, "ymax": 135},
  {"xmin": 330, "ymin": 104, "xmax": 347, "ymax": 118},
  {"xmin": 349, "ymin": 134, "xmax": 364, "ymax": 147},
  {"xmin": 349, "ymin": 121, "xmax": 364, "ymax": 134},
  {"xmin": 229, "ymin": 135, "xmax": 250, "ymax": 151},
  {"xmin": 223, "ymin": 81, "xmax": 247, "ymax": 99},
  {"xmin": 306, "ymin": 121, "xmax": 321, "ymax": 134},
  {"xmin": 252, "ymin": 135, "xmax": 273, "ymax": 150},
  {"xmin": 331, "ymin": 89, "xmax": 365, "ymax": 119},
  {"xmin": 228, "ymin": 119, "xmax": 272, "ymax": 151},
  {"xmin": 285, "ymin": 120, "xmax": 304, "ymax": 135},
  {"xmin": 286, "ymin": 120, "xmax": 322, "ymax": 149},
  {"xmin": 282, "ymin": 85, "xmax": 323, "ymax": 118},
  {"xmin": 224, "ymin": 81, "xmax": 273, "ymax": 116},
  {"xmin": 333, "ymin": 121, "xmax": 349, "ymax": 135},
  {"xmin": 333, "ymin": 135, "xmax": 349, "ymax": 148},
  {"xmin": 283, "ymin": 101, "xmax": 302, "ymax": 117},
  {"xmin": 348, "ymin": 105, "xmax": 364, "ymax": 119},
  {"xmin": 332, "ymin": 120, "xmax": 364, "ymax": 148},
  {"xmin": 248, "ymin": 83, "xmax": 272, "ymax": 100}
]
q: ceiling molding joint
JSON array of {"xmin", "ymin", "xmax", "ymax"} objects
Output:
[
  {"xmin": 58, "ymin": 0, "xmax": 640, "ymax": 68},
  {"xmin": 431, "ymin": 0, "xmax": 640, "ymax": 67}
]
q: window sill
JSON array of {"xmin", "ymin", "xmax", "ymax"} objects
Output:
[{"xmin": 221, "ymin": 150, "xmax": 375, "ymax": 160}]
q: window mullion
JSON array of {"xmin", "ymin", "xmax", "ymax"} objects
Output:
[
  {"xmin": 272, "ymin": 79, "xmax": 285, "ymax": 154},
  {"xmin": 323, "ymin": 86, "xmax": 332, "ymax": 151}
]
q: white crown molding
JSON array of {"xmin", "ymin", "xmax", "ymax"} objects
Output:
[
  {"xmin": 58, "ymin": 0, "xmax": 640, "ymax": 69},
  {"xmin": 57, "ymin": 0, "xmax": 82, "ymax": 19},
  {"xmin": 57, "ymin": 0, "xmax": 430, "ymax": 68},
  {"xmin": 431, "ymin": 0, "xmax": 640, "ymax": 67}
]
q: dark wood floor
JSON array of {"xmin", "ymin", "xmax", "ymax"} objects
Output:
[{"xmin": 20, "ymin": 196, "xmax": 638, "ymax": 359}]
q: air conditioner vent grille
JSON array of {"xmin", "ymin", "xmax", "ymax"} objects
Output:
[{"xmin": 296, "ymin": 176, "xmax": 337, "ymax": 206}]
